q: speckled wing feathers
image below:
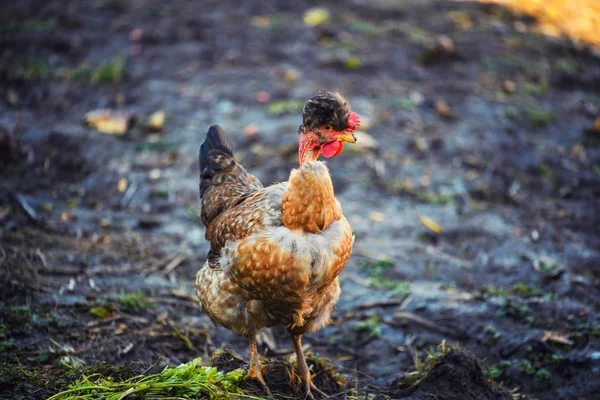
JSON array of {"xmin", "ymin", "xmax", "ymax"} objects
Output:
[{"xmin": 199, "ymin": 125, "xmax": 263, "ymax": 227}]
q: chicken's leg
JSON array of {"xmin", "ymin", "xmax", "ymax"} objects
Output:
[
  {"xmin": 246, "ymin": 335, "xmax": 270, "ymax": 395},
  {"xmin": 291, "ymin": 333, "xmax": 326, "ymax": 399}
]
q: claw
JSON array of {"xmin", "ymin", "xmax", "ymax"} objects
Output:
[
  {"xmin": 247, "ymin": 335, "xmax": 271, "ymax": 396},
  {"xmin": 291, "ymin": 332, "xmax": 326, "ymax": 399}
]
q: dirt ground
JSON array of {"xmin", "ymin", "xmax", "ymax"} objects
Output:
[{"xmin": 1, "ymin": 0, "xmax": 599, "ymax": 399}]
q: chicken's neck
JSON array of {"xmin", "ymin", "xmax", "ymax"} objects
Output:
[
  {"xmin": 298, "ymin": 134, "xmax": 321, "ymax": 166},
  {"xmin": 281, "ymin": 161, "xmax": 342, "ymax": 234}
]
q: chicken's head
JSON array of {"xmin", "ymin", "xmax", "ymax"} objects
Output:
[{"xmin": 297, "ymin": 92, "xmax": 361, "ymax": 165}]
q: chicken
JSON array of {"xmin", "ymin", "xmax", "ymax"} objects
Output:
[{"xmin": 195, "ymin": 92, "xmax": 361, "ymax": 398}]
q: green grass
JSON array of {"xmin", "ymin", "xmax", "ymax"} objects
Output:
[
  {"xmin": 136, "ymin": 140, "xmax": 181, "ymax": 152},
  {"xmin": 1, "ymin": 19, "xmax": 57, "ymax": 35},
  {"xmin": 89, "ymin": 306, "xmax": 112, "ymax": 319},
  {"xmin": 117, "ymin": 291, "xmax": 153, "ymax": 314},
  {"xmin": 415, "ymin": 191, "xmax": 454, "ymax": 205},
  {"xmin": 487, "ymin": 359, "xmax": 552, "ymax": 381},
  {"xmin": 527, "ymin": 106, "xmax": 555, "ymax": 129},
  {"xmin": 96, "ymin": 57, "xmax": 124, "ymax": 83},
  {"xmin": 522, "ymin": 82, "xmax": 548, "ymax": 97},
  {"xmin": 510, "ymin": 282, "xmax": 541, "ymax": 297},
  {"xmin": 358, "ymin": 259, "xmax": 411, "ymax": 297},
  {"xmin": 23, "ymin": 58, "xmax": 50, "ymax": 78},
  {"xmin": 480, "ymin": 56, "xmax": 520, "ymax": 71},
  {"xmin": 58, "ymin": 57, "xmax": 124, "ymax": 84},
  {"xmin": 265, "ymin": 99, "xmax": 304, "ymax": 116},
  {"xmin": 345, "ymin": 19, "xmax": 384, "ymax": 35},
  {"xmin": 395, "ymin": 96, "xmax": 417, "ymax": 111},
  {"xmin": 397, "ymin": 341, "xmax": 455, "ymax": 388},
  {"xmin": 356, "ymin": 316, "xmax": 382, "ymax": 338},
  {"xmin": 48, "ymin": 358, "xmax": 260, "ymax": 400},
  {"xmin": 0, "ymin": 338, "xmax": 16, "ymax": 351},
  {"xmin": 537, "ymin": 162, "xmax": 558, "ymax": 188}
]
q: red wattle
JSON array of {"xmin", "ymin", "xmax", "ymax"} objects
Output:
[{"xmin": 321, "ymin": 141, "xmax": 344, "ymax": 158}]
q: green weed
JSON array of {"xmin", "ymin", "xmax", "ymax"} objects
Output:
[
  {"xmin": 356, "ymin": 316, "xmax": 382, "ymax": 338},
  {"xmin": 527, "ymin": 106, "xmax": 555, "ymax": 129},
  {"xmin": 117, "ymin": 291, "xmax": 152, "ymax": 314},
  {"xmin": 48, "ymin": 357, "xmax": 256, "ymax": 400},
  {"xmin": 265, "ymin": 100, "xmax": 304, "ymax": 116}
]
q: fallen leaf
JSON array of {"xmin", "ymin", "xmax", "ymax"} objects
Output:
[
  {"xmin": 303, "ymin": 8, "xmax": 329, "ymax": 26},
  {"xmin": 344, "ymin": 57, "xmax": 361, "ymax": 70},
  {"xmin": 419, "ymin": 215, "xmax": 442, "ymax": 233},
  {"xmin": 251, "ymin": 16, "xmax": 271, "ymax": 28},
  {"xmin": 114, "ymin": 324, "xmax": 127, "ymax": 335},
  {"xmin": 369, "ymin": 211, "xmax": 385, "ymax": 222},
  {"xmin": 503, "ymin": 80, "xmax": 517, "ymax": 93},
  {"xmin": 90, "ymin": 307, "xmax": 111, "ymax": 319},
  {"xmin": 147, "ymin": 111, "xmax": 166, "ymax": 132},
  {"xmin": 117, "ymin": 178, "xmax": 128, "ymax": 192},
  {"xmin": 281, "ymin": 68, "xmax": 301, "ymax": 82},
  {"xmin": 542, "ymin": 331, "xmax": 573, "ymax": 346},
  {"xmin": 435, "ymin": 100, "xmax": 458, "ymax": 120},
  {"xmin": 572, "ymin": 143, "xmax": 586, "ymax": 161},
  {"xmin": 84, "ymin": 110, "xmax": 132, "ymax": 135},
  {"xmin": 436, "ymin": 35, "xmax": 455, "ymax": 53}
]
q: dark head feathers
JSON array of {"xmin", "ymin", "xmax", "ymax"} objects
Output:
[{"xmin": 299, "ymin": 92, "xmax": 351, "ymax": 133}]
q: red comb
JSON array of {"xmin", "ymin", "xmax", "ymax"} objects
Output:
[{"xmin": 345, "ymin": 112, "xmax": 361, "ymax": 132}]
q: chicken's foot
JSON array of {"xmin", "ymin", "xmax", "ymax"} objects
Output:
[
  {"xmin": 246, "ymin": 335, "xmax": 271, "ymax": 395},
  {"xmin": 291, "ymin": 333, "xmax": 326, "ymax": 399}
]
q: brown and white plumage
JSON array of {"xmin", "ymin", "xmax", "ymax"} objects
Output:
[{"xmin": 195, "ymin": 93, "xmax": 360, "ymax": 398}]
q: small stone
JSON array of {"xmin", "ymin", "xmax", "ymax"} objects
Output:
[
  {"xmin": 130, "ymin": 28, "xmax": 143, "ymax": 41},
  {"xmin": 256, "ymin": 91, "xmax": 271, "ymax": 103},
  {"xmin": 244, "ymin": 124, "xmax": 258, "ymax": 136},
  {"xmin": 138, "ymin": 216, "xmax": 162, "ymax": 229},
  {"xmin": 413, "ymin": 136, "xmax": 429, "ymax": 153},
  {"xmin": 503, "ymin": 80, "xmax": 517, "ymax": 93},
  {"xmin": 149, "ymin": 169, "xmax": 161, "ymax": 180},
  {"xmin": 6, "ymin": 90, "xmax": 18, "ymax": 107}
]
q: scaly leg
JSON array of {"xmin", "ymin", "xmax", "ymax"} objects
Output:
[
  {"xmin": 291, "ymin": 333, "xmax": 326, "ymax": 399},
  {"xmin": 246, "ymin": 335, "xmax": 270, "ymax": 395}
]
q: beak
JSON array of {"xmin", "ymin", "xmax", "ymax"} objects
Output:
[{"xmin": 336, "ymin": 132, "xmax": 356, "ymax": 144}]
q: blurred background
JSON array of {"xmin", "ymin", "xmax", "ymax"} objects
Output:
[{"xmin": 1, "ymin": 1, "xmax": 599, "ymax": 399}]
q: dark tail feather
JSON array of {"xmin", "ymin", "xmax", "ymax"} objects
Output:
[
  {"xmin": 199, "ymin": 125, "xmax": 234, "ymax": 198},
  {"xmin": 199, "ymin": 125, "xmax": 233, "ymax": 172}
]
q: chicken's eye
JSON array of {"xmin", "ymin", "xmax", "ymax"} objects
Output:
[{"xmin": 322, "ymin": 124, "xmax": 332, "ymax": 132}]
